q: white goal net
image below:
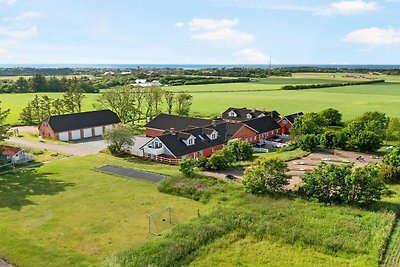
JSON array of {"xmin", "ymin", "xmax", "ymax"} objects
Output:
[{"xmin": 148, "ymin": 207, "xmax": 176, "ymax": 235}]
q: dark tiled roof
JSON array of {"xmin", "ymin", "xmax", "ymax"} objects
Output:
[
  {"xmin": 285, "ymin": 112, "xmax": 304, "ymax": 124},
  {"xmin": 43, "ymin": 110, "xmax": 121, "ymax": 133},
  {"xmin": 1, "ymin": 145, "xmax": 23, "ymax": 156},
  {"xmin": 221, "ymin": 107, "xmax": 280, "ymax": 121},
  {"xmin": 225, "ymin": 122, "xmax": 246, "ymax": 139},
  {"xmin": 242, "ymin": 116, "xmax": 281, "ymax": 133},
  {"xmin": 155, "ymin": 123, "xmax": 228, "ymax": 157},
  {"xmin": 203, "ymin": 128, "xmax": 216, "ymax": 135},
  {"xmin": 144, "ymin": 113, "xmax": 212, "ymax": 131}
]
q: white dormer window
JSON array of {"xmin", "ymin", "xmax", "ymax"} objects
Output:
[
  {"xmin": 206, "ymin": 130, "xmax": 218, "ymax": 140},
  {"xmin": 246, "ymin": 113, "xmax": 252, "ymax": 119},
  {"xmin": 228, "ymin": 110, "xmax": 237, "ymax": 117},
  {"xmin": 258, "ymin": 113, "xmax": 265, "ymax": 117},
  {"xmin": 187, "ymin": 138, "xmax": 194, "ymax": 145}
]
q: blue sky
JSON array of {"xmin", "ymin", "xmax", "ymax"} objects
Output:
[{"xmin": 0, "ymin": 0, "xmax": 400, "ymax": 64}]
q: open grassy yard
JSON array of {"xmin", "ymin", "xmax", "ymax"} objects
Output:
[
  {"xmin": 0, "ymin": 154, "xmax": 207, "ymax": 266},
  {"xmin": 1, "ymin": 150, "xmax": 399, "ymax": 266}
]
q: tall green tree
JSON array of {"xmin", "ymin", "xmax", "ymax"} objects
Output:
[
  {"xmin": 0, "ymin": 101, "xmax": 10, "ymax": 142},
  {"xmin": 243, "ymin": 158, "xmax": 291, "ymax": 194},
  {"xmin": 29, "ymin": 74, "xmax": 47, "ymax": 92},
  {"xmin": 95, "ymin": 86, "xmax": 137, "ymax": 124},
  {"xmin": 15, "ymin": 77, "xmax": 30, "ymax": 93},
  {"xmin": 175, "ymin": 93, "xmax": 193, "ymax": 116},
  {"xmin": 386, "ymin": 117, "xmax": 400, "ymax": 142},
  {"xmin": 103, "ymin": 124, "xmax": 135, "ymax": 154},
  {"xmin": 291, "ymin": 112, "xmax": 326, "ymax": 137},
  {"xmin": 164, "ymin": 91, "xmax": 174, "ymax": 114},
  {"xmin": 319, "ymin": 108, "xmax": 342, "ymax": 126}
]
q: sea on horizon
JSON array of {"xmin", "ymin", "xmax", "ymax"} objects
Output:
[{"xmin": 1, "ymin": 64, "xmax": 400, "ymax": 70}]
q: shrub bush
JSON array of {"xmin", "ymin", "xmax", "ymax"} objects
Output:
[
  {"xmin": 179, "ymin": 158, "xmax": 197, "ymax": 178},
  {"xmin": 158, "ymin": 176, "xmax": 217, "ymax": 202},
  {"xmin": 296, "ymin": 134, "xmax": 320, "ymax": 152}
]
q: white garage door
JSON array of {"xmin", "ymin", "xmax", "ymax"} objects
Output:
[
  {"xmin": 71, "ymin": 130, "xmax": 81, "ymax": 140},
  {"xmin": 83, "ymin": 128, "xmax": 93, "ymax": 138},
  {"xmin": 94, "ymin": 126, "xmax": 103, "ymax": 136},
  {"xmin": 59, "ymin": 132, "xmax": 69, "ymax": 141}
]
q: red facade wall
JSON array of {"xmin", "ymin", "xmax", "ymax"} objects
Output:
[
  {"xmin": 230, "ymin": 125, "xmax": 258, "ymax": 143},
  {"xmin": 278, "ymin": 119, "xmax": 291, "ymax": 134},
  {"xmin": 146, "ymin": 128, "xmax": 165, "ymax": 137},
  {"xmin": 38, "ymin": 122, "xmax": 58, "ymax": 140}
]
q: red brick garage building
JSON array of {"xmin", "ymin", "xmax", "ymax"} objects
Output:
[{"xmin": 38, "ymin": 109, "xmax": 121, "ymax": 141}]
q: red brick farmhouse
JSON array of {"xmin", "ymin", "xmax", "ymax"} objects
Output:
[
  {"xmin": 38, "ymin": 110, "xmax": 121, "ymax": 141},
  {"xmin": 141, "ymin": 110, "xmax": 282, "ymax": 164}
]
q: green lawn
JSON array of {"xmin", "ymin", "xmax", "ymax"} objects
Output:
[
  {"xmin": 0, "ymin": 93, "xmax": 99, "ymax": 125},
  {"xmin": 1, "ymin": 73, "xmax": 400, "ymax": 125},
  {"xmin": 0, "ymin": 154, "xmax": 207, "ymax": 266}
]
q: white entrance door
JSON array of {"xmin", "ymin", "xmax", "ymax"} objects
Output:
[
  {"xmin": 59, "ymin": 132, "xmax": 69, "ymax": 141},
  {"xmin": 94, "ymin": 126, "xmax": 103, "ymax": 136},
  {"xmin": 83, "ymin": 128, "xmax": 93, "ymax": 138},
  {"xmin": 71, "ymin": 130, "xmax": 81, "ymax": 140}
]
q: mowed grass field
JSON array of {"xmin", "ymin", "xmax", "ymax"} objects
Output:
[
  {"xmin": 0, "ymin": 154, "xmax": 207, "ymax": 266},
  {"xmin": 1, "ymin": 73, "xmax": 399, "ymax": 125}
]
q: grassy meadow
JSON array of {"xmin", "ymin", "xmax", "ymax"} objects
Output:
[
  {"xmin": 0, "ymin": 148, "xmax": 399, "ymax": 266},
  {"xmin": 1, "ymin": 73, "xmax": 399, "ymax": 125},
  {"xmin": 0, "ymin": 154, "xmax": 207, "ymax": 266}
]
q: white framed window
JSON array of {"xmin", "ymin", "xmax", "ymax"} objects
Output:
[{"xmin": 228, "ymin": 111, "xmax": 237, "ymax": 117}]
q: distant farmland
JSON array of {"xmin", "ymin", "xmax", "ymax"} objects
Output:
[{"xmin": 1, "ymin": 73, "xmax": 399, "ymax": 125}]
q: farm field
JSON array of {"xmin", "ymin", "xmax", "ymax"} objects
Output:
[
  {"xmin": 1, "ymin": 73, "xmax": 400, "ymax": 125},
  {"xmin": 0, "ymin": 154, "xmax": 207, "ymax": 266}
]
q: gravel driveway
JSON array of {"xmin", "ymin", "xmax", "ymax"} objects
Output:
[
  {"xmin": 0, "ymin": 259, "xmax": 14, "ymax": 267},
  {"xmin": 7, "ymin": 136, "xmax": 107, "ymax": 156}
]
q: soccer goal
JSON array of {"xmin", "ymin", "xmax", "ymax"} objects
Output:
[{"xmin": 148, "ymin": 206, "xmax": 176, "ymax": 236}]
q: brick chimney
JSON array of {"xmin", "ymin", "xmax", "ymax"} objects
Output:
[
  {"xmin": 252, "ymin": 107, "xmax": 256, "ymax": 112},
  {"xmin": 212, "ymin": 120, "xmax": 218, "ymax": 126},
  {"xmin": 170, "ymin": 128, "xmax": 176, "ymax": 135}
]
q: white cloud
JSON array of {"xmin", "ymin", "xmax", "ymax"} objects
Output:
[
  {"xmin": 236, "ymin": 48, "xmax": 270, "ymax": 63},
  {"xmin": 188, "ymin": 18, "xmax": 239, "ymax": 31},
  {"xmin": 315, "ymin": 0, "xmax": 378, "ymax": 16},
  {"xmin": 210, "ymin": 0, "xmax": 316, "ymax": 12},
  {"xmin": 343, "ymin": 27, "xmax": 400, "ymax": 46},
  {"xmin": 3, "ymin": 11, "xmax": 42, "ymax": 21},
  {"xmin": 181, "ymin": 18, "xmax": 255, "ymax": 46},
  {"xmin": 0, "ymin": 0, "xmax": 16, "ymax": 5},
  {"xmin": 192, "ymin": 28, "xmax": 255, "ymax": 45},
  {"xmin": 0, "ymin": 26, "xmax": 38, "ymax": 40},
  {"xmin": 175, "ymin": 22, "xmax": 185, "ymax": 28}
]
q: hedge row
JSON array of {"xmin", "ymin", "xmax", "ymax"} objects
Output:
[{"xmin": 281, "ymin": 79, "xmax": 385, "ymax": 90}]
